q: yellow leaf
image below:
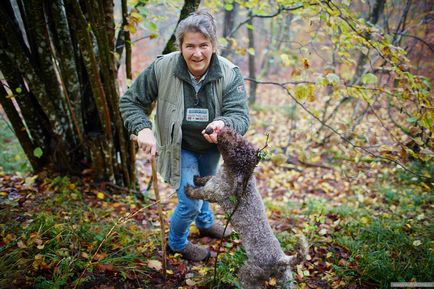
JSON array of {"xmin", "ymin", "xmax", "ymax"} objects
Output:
[
  {"xmin": 129, "ymin": 12, "xmax": 142, "ymax": 23},
  {"xmin": 280, "ymin": 53, "xmax": 291, "ymax": 66},
  {"xmin": 17, "ymin": 240, "xmax": 27, "ymax": 248},
  {"xmin": 302, "ymin": 58, "xmax": 310, "ymax": 69},
  {"xmin": 360, "ymin": 217, "xmax": 369, "ymax": 224},
  {"xmin": 97, "ymin": 192, "xmax": 105, "ymax": 200},
  {"xmin": 271, "ymin": 154, "xmax": 287, "ymax": 166},
  {"xmin": 124, "ymin": 23, "xmax": 137, "ymax": 34}
]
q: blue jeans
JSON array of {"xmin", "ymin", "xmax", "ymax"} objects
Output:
[{"xmin": 168, "ymin": 147, "xmax": 220, "ymax": 251}]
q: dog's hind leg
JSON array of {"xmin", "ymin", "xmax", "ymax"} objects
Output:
[
  {"xmin": 275, "ymin": 256, "xmax": 296, "ymax": 289},
  {"xmin": 239, "ymin": 261, "xmax": 268, "ymax": 289}
]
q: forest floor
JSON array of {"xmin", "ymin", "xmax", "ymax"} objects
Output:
[{"xmin": 0, "ymin": 86, "xmax": 432, "ymax": 289}]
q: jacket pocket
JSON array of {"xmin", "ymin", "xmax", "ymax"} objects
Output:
[
  {"xmin": 156, "ymin": 100, "xmax": 177, "ymax": 145},
  {"xmin": 157, "ymin": 143, "xmax": 181, "ymax": 187}
]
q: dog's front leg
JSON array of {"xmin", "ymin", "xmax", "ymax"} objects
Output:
[
  {"xmin": 185, "ymin": 179, "xmax": 219, "ymax": 203},
  {"xmin": 193, "ymin": 175, "xmax": 212, "ymax": 187}
]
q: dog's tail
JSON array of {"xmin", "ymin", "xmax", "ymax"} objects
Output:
[{"xmin": 278, "ymin": 234, "xmax": 309, "ymax": 267}]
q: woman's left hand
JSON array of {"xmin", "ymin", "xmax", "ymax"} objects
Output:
[{"xmin": 202, "ymin": 120, "xmax": 225, "ymax": 143}]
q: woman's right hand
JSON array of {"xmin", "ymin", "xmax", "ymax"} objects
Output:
[{"xmin": 136, "ymin": 128, "xmax": 157, "ymax": 156}]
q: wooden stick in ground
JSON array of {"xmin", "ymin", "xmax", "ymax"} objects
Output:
[{"xmin": 151, "ymin": 155, "xmax": 167, "ymax": 280}]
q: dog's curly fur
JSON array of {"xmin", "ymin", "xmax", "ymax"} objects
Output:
[{"xmin": 185, "ymin": 127, "xmax": 307, "ymax": 289}]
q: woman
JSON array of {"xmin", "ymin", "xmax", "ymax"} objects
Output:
[{"xmin": 120, "ymin": 10, "xmax": 249, "ymax": 261}]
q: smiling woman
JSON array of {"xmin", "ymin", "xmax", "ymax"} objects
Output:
[
  {"xmin": 119, "ymin": 10, "xmax": 249, "ymax": 262},
  {"xmin": 181, "ymin": 32, "xmax": 213, "ymax": 80}
]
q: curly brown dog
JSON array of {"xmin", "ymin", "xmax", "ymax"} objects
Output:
[{"xmin": 185, "ymin": 127, "xmax": 307, "ymax": 289}]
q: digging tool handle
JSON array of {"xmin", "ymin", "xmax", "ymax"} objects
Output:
[
  {"xmin": 151, "ymin": 156, "xmax": 167, "ymax": 280},
  {"xmin": 130, "ymin": 134, "xmax": 167, "ymax": 280}
]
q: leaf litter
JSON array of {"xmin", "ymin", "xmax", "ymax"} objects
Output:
[{"xmin": 0, "ymin": 87, "xmax": 432, "ymax": 288}]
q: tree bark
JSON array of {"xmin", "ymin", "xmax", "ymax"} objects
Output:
[
  {"xmin": 162, "ymin": 0, "xmax": 200, "ymax": 54},
  {"xmin": 221, "ymin": 3, "xmax": 239, "ymax": 58},
  {"xmin": 352, "ymin": 0, "xmax": 385, "ymax": 84},
  {"xmin": 0, "ymin": 84, "xmax": 43, "ymax": 169},
  {"xmin": 0, "ymin": 0, "xmax": 136, "ymax": 187},
  {"xmin": 247, "ymin": 14, "xmax": 257, "ymax": 104}
]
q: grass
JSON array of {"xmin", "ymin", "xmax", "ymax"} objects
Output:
[
  {"xmin": 206, "ymin": 243, "xmax": 247, "ymax": 288},
  {"xmin": 317, "ymin": 161, "xmax": 433, "ymax": 288},
  {"xmin": 0, "ymin": 176, "xmax": 154, "ymax": 288},
  {"xmin": 0, "ymin": 116, "xmax": 31, "ymax": 173}
]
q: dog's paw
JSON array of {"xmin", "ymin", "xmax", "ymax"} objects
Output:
[
  {"xmin": 193, "ymin": 175, "xmax": 202, "ymax": 186},
  {"xmin": 184, "ymin": 184, "xmax": 194, "ymax": 197},
  {"xmin": 194, "ymin": 175, "xmax": 212, "ymax": 186}
]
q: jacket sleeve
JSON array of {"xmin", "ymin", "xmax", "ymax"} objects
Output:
[
  {"xmin": 214, "ymin": 67, "xmax": 250, "ymax": 135},
  {"xmin": 119, "ymin": 62, "xmax": 158, "ymax": 135}
]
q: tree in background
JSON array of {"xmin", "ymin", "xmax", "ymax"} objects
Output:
[
  {"xmin": 209, "ymin": 0, "xmax": 432, "ymax": 167},
  {"xmin": 0, "ymin": 0, "xmax": 135, "ymax": 187},
  {"xmin": 0, "ymin": 0, "xmax": 201, "ymax": 187}
]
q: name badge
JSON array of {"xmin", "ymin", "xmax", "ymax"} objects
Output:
[{"xmin": 186, "ymin": 108, "xmax": 209, "ymax": 122}]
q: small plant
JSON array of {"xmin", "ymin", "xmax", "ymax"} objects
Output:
[
  {"xmin": 0, "ymin": 117, "xmax": 31, "ymax": 173},
  {"xmin": 202, "ymin": 236, "xmax": 247, "ymax": 288}
]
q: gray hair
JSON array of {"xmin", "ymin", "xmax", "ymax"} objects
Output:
[{"xmin": 175, "ymin": 10, "xmax": 217, "ymax": 52}]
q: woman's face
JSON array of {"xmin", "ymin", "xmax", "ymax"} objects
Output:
[{"xmin": 181, "ymin": 32, "xmax": 213, "ymax": 78}]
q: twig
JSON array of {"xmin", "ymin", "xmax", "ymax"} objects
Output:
[
  {"xmin": 227, "ymin": 4, "xmax": 312, "ymax": 38},
  {"xmin": 257, "ymin": 132, "xmax": 270, "ymax": 154},
  {"xmin": 392, "ymin": 32, "xmax": 434, "ymax": 53}
]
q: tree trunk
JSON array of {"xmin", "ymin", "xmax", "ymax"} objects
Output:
[
  {"xmin": 352, "ymin": 0, "xmax": 385, "ymax": 84},
  {"xmin": 247, "ymin": 13, "xmax": 257, "ymax": 104},
  {"xmin": 0, "ymin": 0, "xmax": 136, "ymax": 188},
  {"xmin": 162, "ymin": 0, "xmax": 200, "ymax": 54},
  {"xmin": 221, "ymin": 3, "xmax": 239, "ymax": 58}
]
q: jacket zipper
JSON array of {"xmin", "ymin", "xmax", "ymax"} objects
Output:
[{"xmin": 194, "ymin": 91, "xmax": 199, "ymax": 106}]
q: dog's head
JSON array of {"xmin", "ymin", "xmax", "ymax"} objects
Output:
[{"xmin": 216, "ymin": 127, "xmax": 259, "ymax": 174}]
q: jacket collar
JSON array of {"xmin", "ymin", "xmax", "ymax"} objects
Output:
[{"xmin": 174, "ymin": 53, "xmax": 223, "ymax": 85}]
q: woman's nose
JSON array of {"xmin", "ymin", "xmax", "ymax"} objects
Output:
[{"xmin": 192, "ymin": 47, "xmax": 201, "ymax": 56}]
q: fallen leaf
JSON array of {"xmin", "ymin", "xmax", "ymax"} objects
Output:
[
  {"xmin": 413, "ymin": 240, "xmax": 422, "ymax": 247},
  {"xmin": 97, "ymin": 263, "xmax": 114, "ymax": 272},
  {"xmin": 147, "ymin": 259, "xmax": 162, "ymax": 271}
]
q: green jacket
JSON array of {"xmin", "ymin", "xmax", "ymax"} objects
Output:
[{"xmin": 120, "ymin": 52, "xmax": 249, "ymax": 188}]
